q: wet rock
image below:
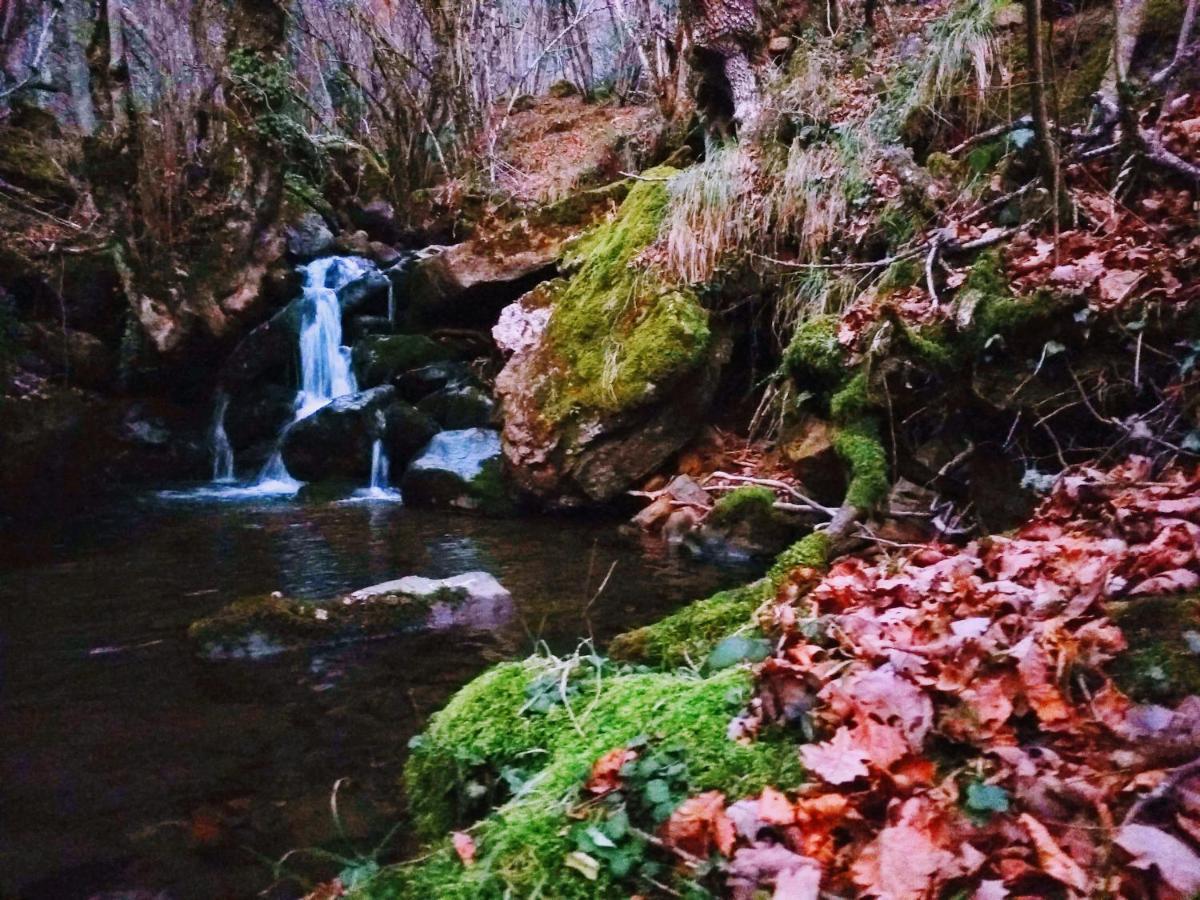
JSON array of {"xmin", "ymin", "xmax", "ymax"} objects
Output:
[
  {"xmin": 396, "ymin": 361, "xmax": 477, "ymax": 402},
  {"xmin": 280, "ymin": 386, "xmax": 395, "ymax": 482},
  {"xmin": 687, "ymin": 485, "xmax": 799, "ymax": 561},
  {"xmin": 285, "ymin": 212, "xmax": 335, "ymax": 259},
  {"xmin": 352, "ymin": 333, "xmax": 455, "ymax": 388},
  {"xmin": 26, "ymin": 323, "xmax": 114, "ymax": 390},
  {"xmin": 401, "ymin": 428, "xmax": 515, "ymax": 514},
  {"xmin": 336, "ymin": 267, "xmax": 391, "ymax": 315},
  {"xmin": 188, "ymin": 571, "xmax": 513, "ymax": 658},
  {"xmin": 224, "ymin": 383, "xmax": 295, "ymax": 453},
  {"xmin": 335, "ymin": 229, "xmax": 373, "ymax": 258},
  {"xmin": 344, "ymin": 315, "xmax": 396, "ymax": 344},
  {"xmin": 416, "ymin": 383, "xmax": 496, "ymax": 430},
  {"xmin": 383, "ymin": 401, "xmax": 440, "ymax": 469}
]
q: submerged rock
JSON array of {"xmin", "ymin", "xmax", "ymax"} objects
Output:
[
  {"xmin": 189, "ymin": 571, "xmax": 513, "ymax": 658},
  {"xmin": 401, "ymin": 428, "xmax": 515, "ymax": 514}
]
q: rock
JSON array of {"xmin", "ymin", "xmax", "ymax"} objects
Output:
[
  {"xmin": 401, "ymin": 428, "xmax": 515, "ymax": 514},
  {"xmin": 352, "ymin": 333, "xmax": 455, "ymax": 388},
  {"xmin": 493, "ymin": 299, "xmax": 551, "ymax": 355},
  {"xmin": 280, "ymin": 385, "xmax": 396, "ymax": 482},
  {"xmin": 344, "ymin": 315, "xmax": 396, "ymax": 344},
  {"xmin": 687, "ymin": 485, "xmax": 799, "ymax": 561},
  {"xmin": 368, "ymin": 241, "xmax": 402, "ymax": 268},
  {"xmin": 296, "ymin": 479, "xmax": 360, "ymax": 504},
  {"xmin": 383, "ymin": 401, "xmax": 441, "ymax": 469},
  {"xmin": 336, "ymin": 229, "xmax": 374, "ymax": 258},
  {"xmin": 26, "ymin": 323, "xmax": 114, "ymax": 390},
  {"xmin": 336, "ymin": 267, "xmax": 392, "ymax": 315},
  {"xmin": 224, "ymin": 382, "xmax": 295, "ymax": 453},
  {"xmin": 396, "ymin": 361, "xmax": 477, "ymax": 402},
  {"xmin": 188, "ymin": 571, "xmax": 514, "ymax": 658},
  {"xmin": 417, "ymin": 383, "xmax": 496, "ymax": 430},
  {"xmin": 406, "ymin": 242, "xmax": 558, "ymax": 330},
  {"xmin": 768, "ymin": 35, "xmax": 793, "ymax": 53},
  {"xmin": 349, "ymin": 199, "xmax": 400, "ymax": 242},
  {"xmin": 779, "ymin": 415, "xmax": 844, "ymax": 507},
  {"xmin": 285, "ymin": 212, "xmax": 335, "ymax": 259},
  {"xmin": 495, "ymin": 168, "xmax": 725, "ymax": 506}
]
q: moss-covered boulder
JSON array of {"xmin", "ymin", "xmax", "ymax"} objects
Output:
[
  {"xmin": 188, "ymin": 572, "xmax": 513, "ymax": 659},
  {"xmin": 400, "ymin": 428, "xmax": 517, "ymax": 515},
  {"xmin": 352, "ymin": 333, "xmax": 456, "ymax": 389},
  {"xmin": 358, "ymin": 658, "xmax": 802, "ymax": 898},
  {"xmin": 689, "ymin": 485, "xmax": 802, "ymax": 561},
  {"xmin": 495, "ymin": 167, "xmax": 726, "ymax": 506}
]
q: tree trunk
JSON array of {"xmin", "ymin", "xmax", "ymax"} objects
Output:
[
  {"xmin": 683, "ymin": 0, "xmax": 764, "ymax": 137},
  {"xmin": 1097, "ymin": 0, "xmax": 1148, "ymax": 121},
  {"xmin": 1024, "ymin": 0, "xmax": 1061, "ymax": 233}
]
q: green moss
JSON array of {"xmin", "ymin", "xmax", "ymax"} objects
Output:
[
  {"xmin": 709, "ymin": 485, "xmax": 777, "ymax": 527},
  {"xmin": 469, "ymin": 456, "xmax": 519, "ymax": 516},
  {"xmin": 829, "ymin": 371, "xmax": 871, "ymax": 423},
  {"xmin": 877, "ymin": 257, "xmax": 922, "ymax": 293},
  {"xmin": 188, "ymin": 588, "xmax": 458, "ymax": 655},
  {"xmin": 541, "ymin": 166, "xmax": 711, "ymax": 421},
  {"xmin": 834, "ymin": 420, "xmax": 890, "ymax": 510},
  {"xmin": 353, "ymin": 334, "xmax": 454, "ymax": 388},
  {"xmin": 384, "ymin": 662, "xmax": 803, "ymax": 899},
  {"xmin": 529, "ymin": 178, "xmax": 632, "ymax": 227},
  {"xmin": 1106, "ymin": 596, "xmax": 1200, "ymax": 704},
  {"xmin": 782, "ymin": 314, "xmax": 843, "ymax": 381},
  {"xmin": 608, "ymin": 581, "xmax": 770, "ymax": 668},
  {"xmin": 767, "ymin": 531, "xmax": 831, "ymax": 585}
]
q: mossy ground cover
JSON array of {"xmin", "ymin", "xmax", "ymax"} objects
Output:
[
  {"xmin": 539, "ymin": 166, "xmax": 712, "ymax": 422},
  {"xmin": 360, "ymin": 659, "xmax": 803, "ymax": 899}
]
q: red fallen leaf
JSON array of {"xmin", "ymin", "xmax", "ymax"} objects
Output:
[
  {"xmin": 585, "ymin": 747, "xmax": 637, "ymax": 795},
  {"xmin": 1117, "ymin": 823, "xmax": 1200, "ymax": 895},
  {"xmin": 759, "ymin": 786, "xmax": 795, "ymax": 826},
  {"xmin": 452, "ymin": 831, "xmax": 476, "ymax": 867},
  {"xmin": 850, "ymin": 800, "xmax": 962, "ymax": 899},
  {"xmin": 799, "ymin": 726, "xmax": 870, "ymax": 785},
  {"xmin": 1020, "ymin": 813, "xmax": 1088, "ymax": 892},
  {"xmin": 663, "ymin": 790, "xmax": 736, "ymax": 858}
]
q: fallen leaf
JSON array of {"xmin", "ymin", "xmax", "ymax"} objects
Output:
[{"xmin": 800, "ymin": 726, "xmax": 870, "ymax": 785}]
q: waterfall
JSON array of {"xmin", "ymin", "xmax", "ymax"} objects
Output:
[
  {"xmin": 369, "ymin": 439, "xmax": 389, "ymax": 490},
  {"xmin": 247, "ymin": 256, "xmax": 368, "ymax": 491},
  {"xmin": 295, "ymin": 257, "xmax": 361, "ymax": 419},
  {"xmin": 210, "ymin": 393, "xmax": 235, "ymax": 482}
]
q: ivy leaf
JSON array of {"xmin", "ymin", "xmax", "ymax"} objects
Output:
[
  {"xmin": 965, "ymin": 781, "xmax": 1010, "ymax": 817},
  {"xmin": 645, "ymin": 779, "xmax": 672, "ymax": 805}
]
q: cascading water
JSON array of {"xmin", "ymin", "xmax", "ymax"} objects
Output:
[
  {"xmin": 250, "ymin": 257, "xmax": 366, "ymax": 490},
  {"xmin": 210, "ymin": 393, "xmax": 235, "ymax": 483}
]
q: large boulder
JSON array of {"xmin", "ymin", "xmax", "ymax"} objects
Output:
[
  {"xmin": 352, "ymin": 333, "xmax": 456, "ymax": 389},
  {"xmin": 494, "ymin": 168, "xmax": 726, "ymax": 507},
  {"xmin": 280, "ymin": 385, "xmax": 396, "ymax": 482},
  {"xmin": 224, "ymin": 382, "xmax": 296, "ymax": 453},
  {"xmin": 401, "ymin": 428, "xmax": 515, "ymax": 514}
]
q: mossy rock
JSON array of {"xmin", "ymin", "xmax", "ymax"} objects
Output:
[
  {"xmin": 693, "ymin": 486, "xmax": 800, "ymax": 560},
  {"xmin": 608, "ymin": 581, "xmax": 771, "ymax": 668},
  {"xmin": 352, "ymin": 334, "xmax": 455, "ymax": 389},
  {"xmin": 1106, "ymin": 595, "xmax": 1200, "ymax": 704},
  {"xmin": 187, "ymin": 591, "xmax": 437, "ymax": 658},
  {"xmin": 400, "ymin": 429, "xmax": 517, "ymax": 516},
  {"xmin": 373, "ymin": 660, "xmax": 804, "ymax": 898},
  {"xmin": 539, "ymin": 165, "xmax": 711, "ymax": 422}
]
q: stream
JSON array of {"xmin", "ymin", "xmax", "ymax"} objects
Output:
[{"xmin": 0, "ymin": 490, "xmax": 752, "ymax": 899}]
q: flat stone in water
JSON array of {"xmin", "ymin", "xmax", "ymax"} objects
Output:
[
  {"xmin": 407, "ymin": 428, "xmax": 501, "ymax": 482},
  {"xmin": 348, "ymin": 571, "xmax": 510, "ymax": 604}
]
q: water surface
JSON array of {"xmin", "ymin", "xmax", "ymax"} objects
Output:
[{"xmin": 0, "ymin": 490, "xmax": 751, "ymax": 899}]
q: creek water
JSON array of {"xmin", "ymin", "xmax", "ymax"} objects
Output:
[{"xmin": 0, "ymin": 490, "xmax": 752, "ymax": 899}]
